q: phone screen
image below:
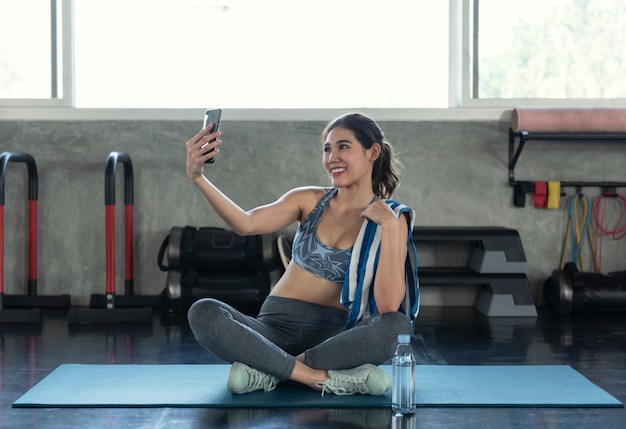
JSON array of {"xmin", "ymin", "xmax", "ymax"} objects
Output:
[{"xmin": 202, "ymin": 108, "xmax": 222, "ymax": 164}]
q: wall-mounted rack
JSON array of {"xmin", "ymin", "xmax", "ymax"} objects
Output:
[{"xmin": 508, "ymin": 128, "xmax": 626, "ymax": 206}]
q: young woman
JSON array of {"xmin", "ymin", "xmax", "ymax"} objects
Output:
[{"xmin": 186, "ymin": 112, "xmax": 419, "ymax": 395}]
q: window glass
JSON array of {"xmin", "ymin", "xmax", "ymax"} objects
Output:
[
  {"xmin": 74, "ymin": 0, "xmax": 448, "ymax": 108},
  {"xmin": 0, "ymin": 0, "xmax": 52, "ymax": 99},
  {"xmin": 476, "ymin": 0, "xmax": 626, "ymax": 99}
]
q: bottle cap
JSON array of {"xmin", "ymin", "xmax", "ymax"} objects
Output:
[{"xmin": 398, "ymin": 334, "xmax": 411, "ymax": 344}]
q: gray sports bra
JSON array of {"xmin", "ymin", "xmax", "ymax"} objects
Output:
[{"xmin": 291, "ymin": 188, "xmax": 352, "ymax": 284}]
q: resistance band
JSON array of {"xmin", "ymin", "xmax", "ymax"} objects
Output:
[
  {"xmin": 559, "ymin": 194, "xmax": 598, "ymax": 272},
  {"xmin": 592, "ymin": 193, "xmax": 626, "ymax": 272}
]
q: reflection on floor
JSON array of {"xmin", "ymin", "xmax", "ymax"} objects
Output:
[{"xmin": 1, "ymin": 306, "xmax": 625, "ymax": 429}]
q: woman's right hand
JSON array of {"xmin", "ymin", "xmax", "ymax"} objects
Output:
[{"xmin": 185, "ymin": 125, "xmax": 222, "ymax": 182}]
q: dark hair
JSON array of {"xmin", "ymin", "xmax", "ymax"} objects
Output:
[{"xmin": 321, "ymin": 112, "xmax": 402, "ymax": 199}]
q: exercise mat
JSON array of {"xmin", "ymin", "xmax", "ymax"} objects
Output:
[
  {"xmin": 511, "ymin": 107, "xmax": 626, "ymax": 133},
  {"xmin": 13, "ymin": 364, "xmax": 622, "ymax": 408}
]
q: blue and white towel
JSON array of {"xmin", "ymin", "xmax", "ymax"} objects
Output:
[{"xmin": 341, "ymin": 200, "xmax": 420, "ymax": 329}]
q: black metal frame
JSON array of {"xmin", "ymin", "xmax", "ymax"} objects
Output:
[{"xmin": 508, "ymin": 128, "xmax": 626, "ymax": 205}]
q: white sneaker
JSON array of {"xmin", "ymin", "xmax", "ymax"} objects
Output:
[
  {"xmin": 227, "ymin": 362, "xmax": 279, "ymax": 394},
  {"xmin": 315, "ymin": 364, "xmax": 391, "ymax": 396}
]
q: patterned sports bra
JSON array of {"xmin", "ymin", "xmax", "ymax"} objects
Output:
[{"xmin": 291, "ymin": 188, "xmax": 352, "ymax": 284}]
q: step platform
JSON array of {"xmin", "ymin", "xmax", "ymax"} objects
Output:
[{"xmin": 413, "ymin": 227, "xmax": 536, "ymax": 317}]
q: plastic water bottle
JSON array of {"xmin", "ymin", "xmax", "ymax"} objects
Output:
[{"xmin": 391, "ymin": 334, "xmax": 415, "ymax": 414}]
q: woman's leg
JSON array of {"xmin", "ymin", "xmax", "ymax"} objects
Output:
[
  {"xmin": 188, "ymin": 297, "xmax": 406, "ymax": 394},
  {"xmin": 187, "ymin": 297, "xmax": 297, "ymax": 380},
  {"xmin": 286, "ymin": 312, "xmax": 412, "ymax": 394},
  {"xmin": 302, "ymin": 311, "xmax": 413, "ymax": 371},
  {"xmin": 187, "ymin": 296, "xmax": 350, "ymax": 381}
]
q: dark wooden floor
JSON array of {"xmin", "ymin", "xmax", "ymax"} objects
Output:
[{"xmin": 1, "ymin": 306, "xmax": 625, "ymax": 429}]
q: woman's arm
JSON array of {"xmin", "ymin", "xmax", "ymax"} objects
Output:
[
  {"xmin": 361, "ymin": 201, "xmax": 409, "ymax": 313},
  {"xmin": 185, "ymin": 127, "xmax": 304, "ymax": 236}
]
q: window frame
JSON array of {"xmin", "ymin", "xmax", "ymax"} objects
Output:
[
  {"xmin": 461, "ymin": 0, "xmax": 626, "ymax": 108},
  {"xmin": 0, "ymin": 0, "xmax": 74, "ymax": 108},
  {"xmin": 0, "ymin": 0, "xmax": 623, "ymax": 121}
]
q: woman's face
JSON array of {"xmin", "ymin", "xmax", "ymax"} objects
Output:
[{"xmin": 322, "ymin": 126, "xmax": 377, "ymax": 189}]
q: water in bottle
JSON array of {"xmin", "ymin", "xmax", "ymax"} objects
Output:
[{"xmin": 392, "ymin": 334, "xmax": 415, "ymax": 414}]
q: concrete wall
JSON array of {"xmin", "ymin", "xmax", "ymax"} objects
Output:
[{"xmin": 1, "ymin": 118, "xmax": 624, "ymax": 306}]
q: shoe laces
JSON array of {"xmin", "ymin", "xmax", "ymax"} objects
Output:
[
  {"xmin": 315, "ymin": 374, "xmax": 369, "ymax": 396},
  {"xmin": 248, "ymin": 369, "xmax": 278, "ymax": 392}
]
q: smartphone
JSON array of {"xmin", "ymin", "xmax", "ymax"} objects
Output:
[{"xmin": 202, "ymin": 108, "xmax": 222, "ymax": 164}]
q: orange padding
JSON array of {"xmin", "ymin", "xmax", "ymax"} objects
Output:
[{"xmin": 512, "ymin": 108, "xmax": 626, "ymax": 133}]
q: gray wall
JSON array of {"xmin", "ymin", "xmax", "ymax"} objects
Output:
[{"xmin": 1, "ymin": 118, "xmax": 624, "ymax": 306}]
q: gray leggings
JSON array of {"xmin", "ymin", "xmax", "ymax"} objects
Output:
[{"xmin": 187, "ymin": 296, "xmax": 413, "ymax": 380}]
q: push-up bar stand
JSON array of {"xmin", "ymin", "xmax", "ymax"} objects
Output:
[
  {"xmin": 0, "ymin": 152, "xmax": 71, "ymax": 324},
  {"xmin": 68, "ymin": 152, "xmax": 153, "ymax": 324}
]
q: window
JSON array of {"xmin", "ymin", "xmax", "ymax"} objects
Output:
[
  {"xmin": 0, "ymin": 0, "xmax": 56, "ymax": 100},
  {"xmin": 472, "ymin": 0, "xmax": 626, "ymax": 101},
  {"xmin": 73, "ymin": 0, "xmax": 449, "ymax": 108},
  {"xmin": 2, "ymin": 0, "xmax": 625, "ymax": 115}
]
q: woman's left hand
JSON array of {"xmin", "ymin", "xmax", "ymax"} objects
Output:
[{"xmin": 361, "ymin": 200, "xmax": 398, "ymax": 227}]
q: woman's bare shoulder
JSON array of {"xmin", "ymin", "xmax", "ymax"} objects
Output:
[
  {"xmin": 282, "ymin": 186, "xmax": 331, "ymax": 201},
  {"xmin": 280, "ymin": 186, "xmax": 331, "ymax": 217}
]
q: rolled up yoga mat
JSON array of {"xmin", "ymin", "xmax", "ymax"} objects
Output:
[{"xmin": 512, "ymin": 108, "xmax": 626, "ymax": 133}]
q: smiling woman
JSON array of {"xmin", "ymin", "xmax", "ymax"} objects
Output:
[{"xmin": 185, "ymin": 111, "xmax": 419, "ymax": 396}]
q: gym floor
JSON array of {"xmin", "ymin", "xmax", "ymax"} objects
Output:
[{"xmin": 1, "ymin": 306, "xmax": 625, "ymax": 429}]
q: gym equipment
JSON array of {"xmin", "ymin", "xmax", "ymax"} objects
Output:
[
  {"xmin": 158, "ymin": 226, "xmax": 282, "ymax": 314},
  {"xmin": 13, "ymin": 364, "xmax": 622, "ymax": 408},
  {"xmin": 68, "ymin": 152, "xmax": 152, "ymax": 324},
  {"xmin": 158, "ymin": 226, "xmax": 273, "ymax": 276},
  {"xmin": 1, "ymin": 152, "xmax": 71, "ymax": 324},
  {"xmin": 413, "ymin": 227, "xmax": 536, "ymax": 317},
  {"xmin": 511, "ymin": 107, "xmax": 626, "ymax": 134},
  {"xmin": 508, "ymin": 122, "xmax": 626, "ymax": 205},
  {"xmin": 544, "ymin": 262, "xmax": 626, "ymax": 314}
]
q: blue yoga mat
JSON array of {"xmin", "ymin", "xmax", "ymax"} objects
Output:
[{"xmin": 12, "ymin": 364, "xmax": 622, "ymax": 408}]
